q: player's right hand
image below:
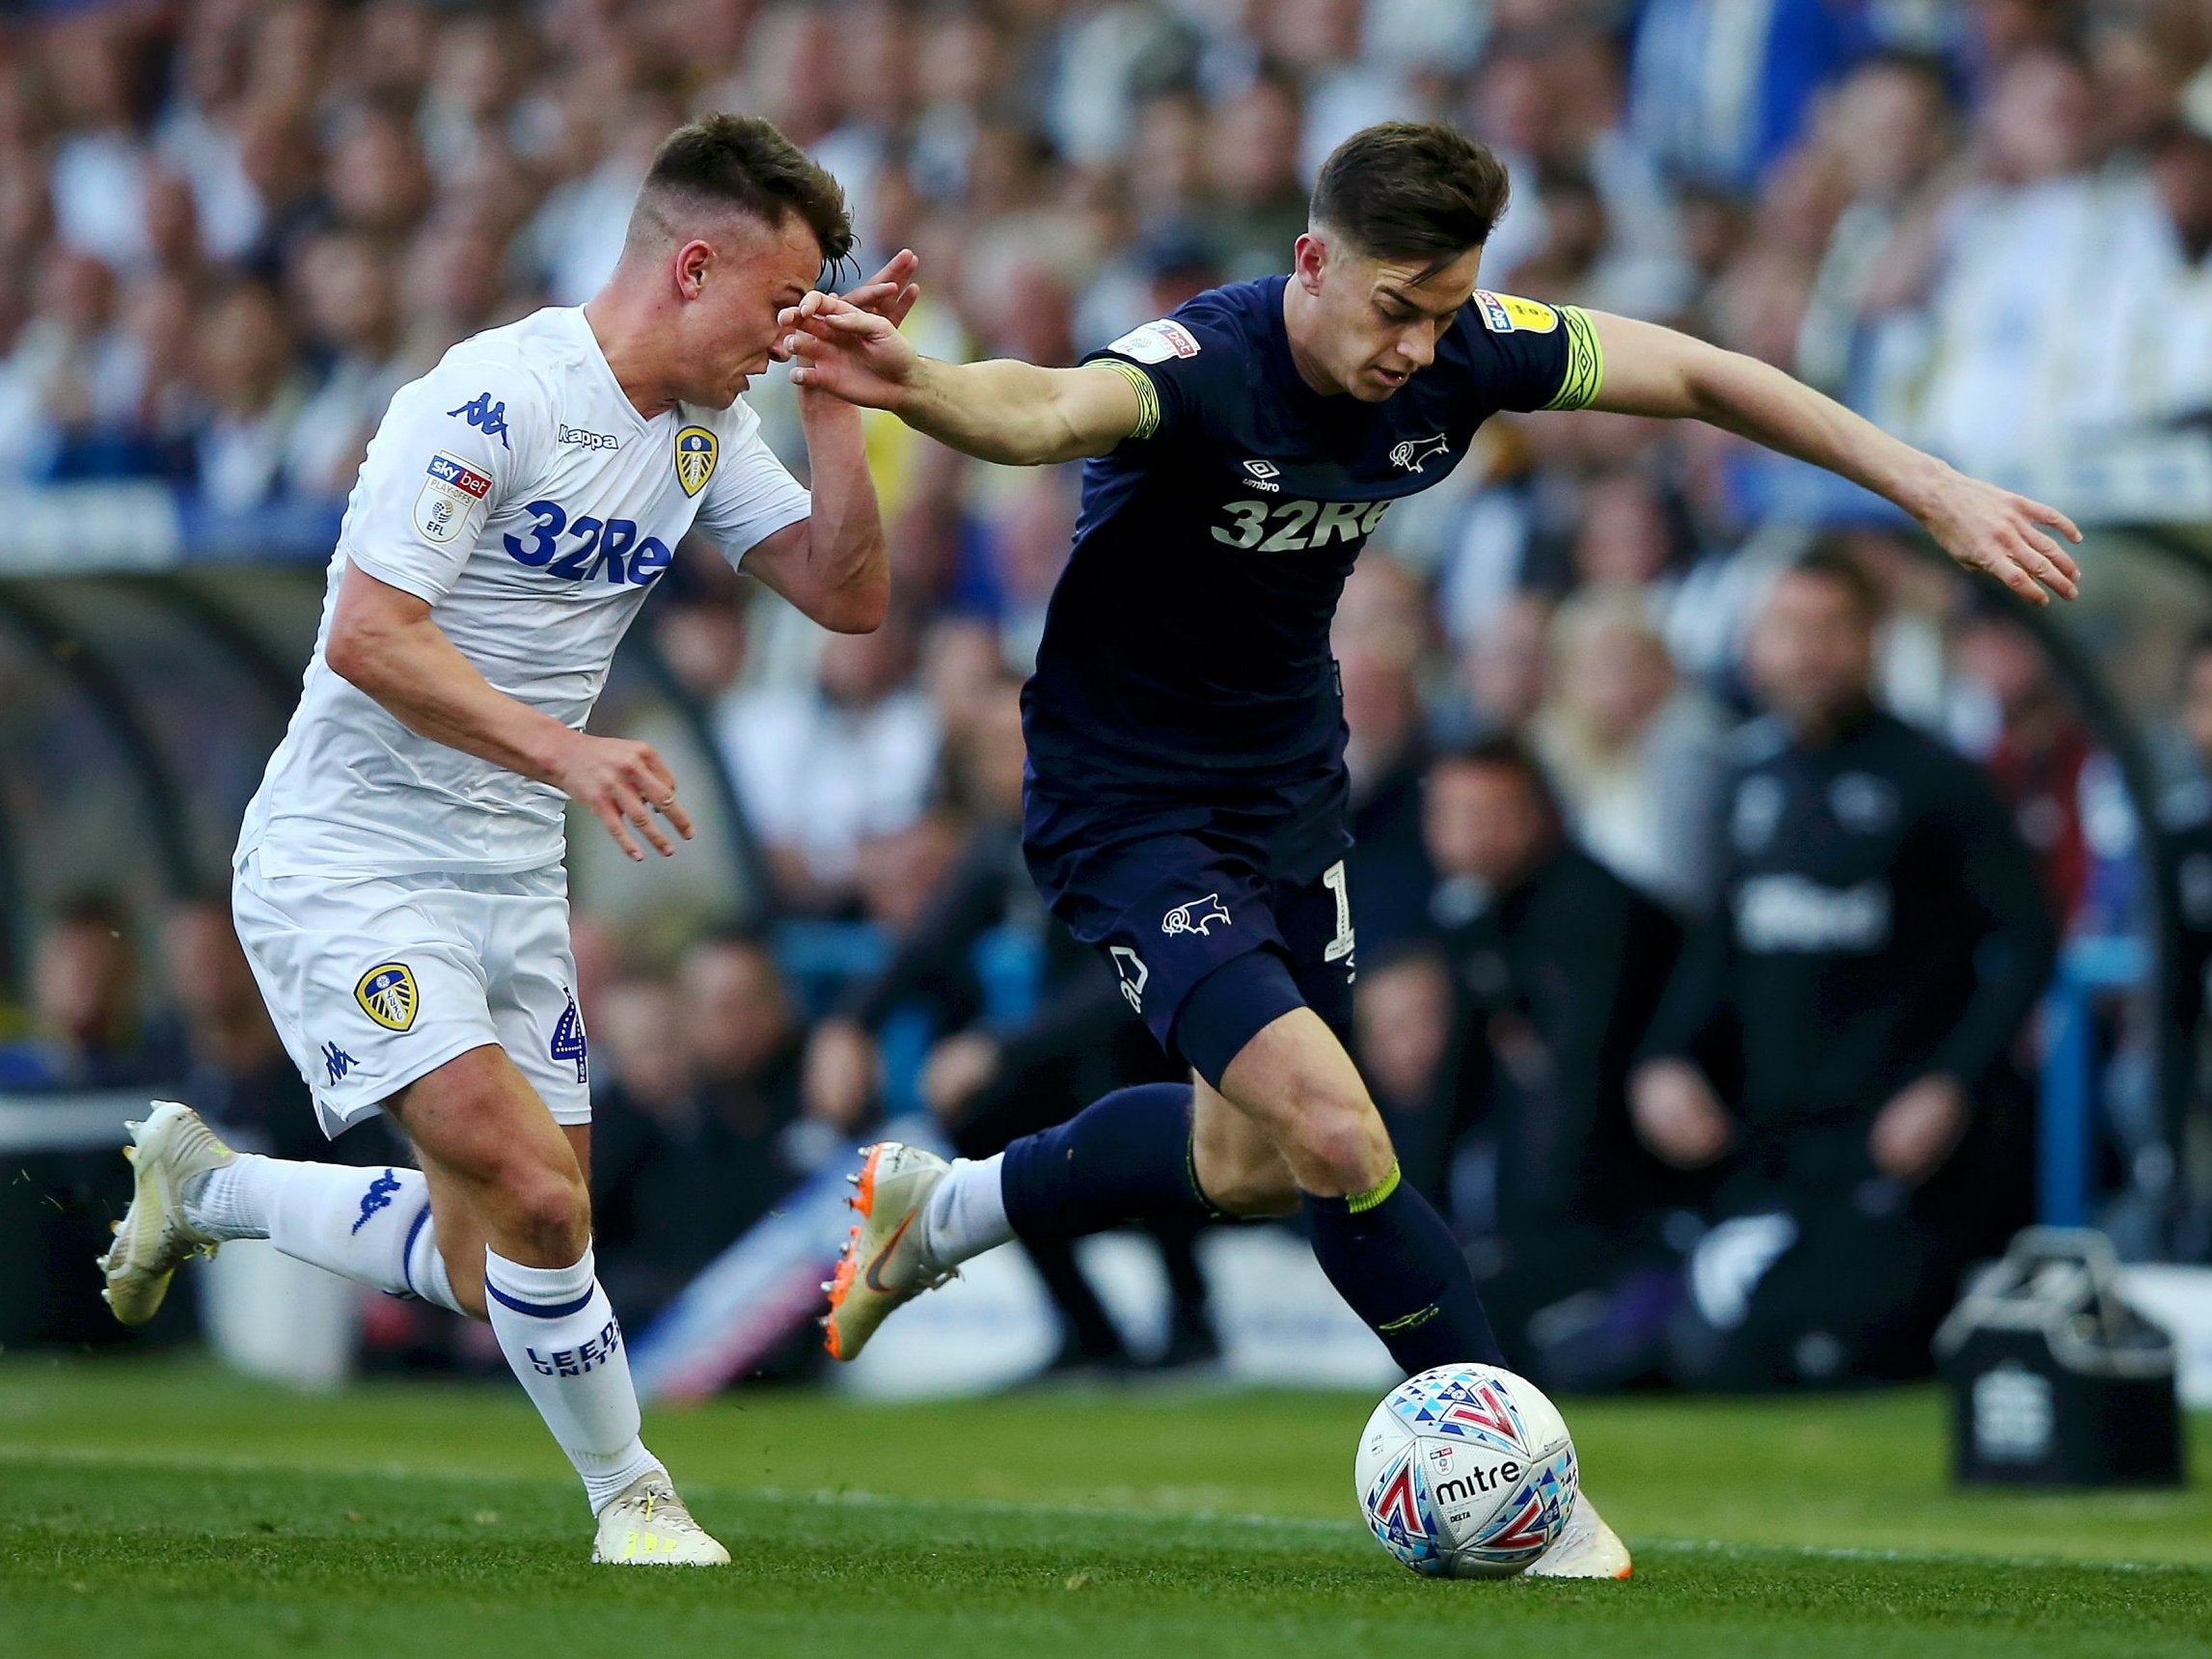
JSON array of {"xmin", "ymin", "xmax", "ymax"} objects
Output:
[
  {"xmin": 780, "ymin": 292, "xmax": 919, "ymax": 411},
  {"xmin": 549, "ymin": 732, "xmax": 694, "ymax": 860}
]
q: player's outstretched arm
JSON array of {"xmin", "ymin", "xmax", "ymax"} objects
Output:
[
  {"xmin": 779, "ymin": 291, "xmax": 1142, "ymax": 466},
  {"xmin": 326, "ymin": 561, "xmax": 693, "ymax": 860},
  {"xmin": 1582, "ymin": 311, "xmax": 2084, "ymax": 606}
]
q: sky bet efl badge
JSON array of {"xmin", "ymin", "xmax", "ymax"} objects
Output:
[
  {"xmin": 675, "ymin": 425, "xmax": 718, "ymax": 497},
  {"xmin": 415, "ymin": 451, "xmax": 491, "ymax": 544},
  {"xmin": 355, "ymin": 963, "xmax": 420, "ymax": 1032}
]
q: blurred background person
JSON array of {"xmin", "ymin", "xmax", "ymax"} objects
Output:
[
  {"xmin": 1411, "ymin": 737, "xmax": 1686, "ymax": 1391},
  {"xmin": 1629, "ymin": 553, "xmax": 2057, "ymax": 1388}
]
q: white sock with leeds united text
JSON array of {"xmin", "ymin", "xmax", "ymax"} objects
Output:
[
  {"xmin": 481, "ymin": 1245, "xmax": 660, "ymax": 1513},
  {"xmin": 922, "ymin": 1154, "xmax": 1014, "ymax": 1267},
  {"xmin": 185, "ymin": 1155, "xmax": 464, "ymax": 1315}
]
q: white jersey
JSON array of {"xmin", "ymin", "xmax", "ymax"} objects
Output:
[{"xmin": 237, "ymin": 307, "xmax": 811, "ymax": 878}]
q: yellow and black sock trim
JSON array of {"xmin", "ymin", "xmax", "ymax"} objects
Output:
[
  {"xmin": 1094, "ymin": 357, "xmax": 1161, "ymax": 440},
  {"xmin": 1543, "ymin": 306, "xmax": 1604, "ymax": 411},
  {"xmin": 1376, "ymin": 1304, "xmax": 1441, "ymax": 1335},
  {"xmin": 1346, "ymin": 1159, "xmax": 1403, "ymax": 1215}
]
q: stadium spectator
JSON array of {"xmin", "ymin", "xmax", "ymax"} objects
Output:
[
  {"xmin": 1629, "ymin": 553, "xmax": 2056, "ymax": 1387},
  {"xmin": 285, "ymin": 229, "xmax": 409, "ymax": 499},
  {"xmin": 189, "ymin": 278, "xmax": 306, "ymax": 511},
  {"xmin": 719, "ymin": 612, "xmax": 941, "ymax": 914},
  {"xmin": 0, "ymin": 893, "xmax": 181, "ymax": 1091},
  {"xmin": 590, "ymin": 972, "xmax": 720, "ymax": 1326},
  {"xmin": 1532, "ymin": 585, "xmax": 1728, "ymax": 914},
  {"xmin": 1413, "ymin": 738, "xmax": 1686, "ymax": 1389},
  {"xmin": 1948, "ymin": 608, "xmax": 2097, "ymax": 926}
]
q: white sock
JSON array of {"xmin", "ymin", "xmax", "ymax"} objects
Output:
[
  {"xmin": 922, "ymin": 1154, "xmax": 1013, "ymax": 1267},
  {"xmin": 188, "ymin": 1156, "xmax": 465, "ymax": 1316},
  {"xmin": 482, "ymin": 1245, "xmax": 660, "ymax": 1513}
]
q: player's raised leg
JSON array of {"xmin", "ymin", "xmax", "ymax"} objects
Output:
[{"xmin": 102, "ymin": 1094, "xmax": 472, "ymax": 1326}]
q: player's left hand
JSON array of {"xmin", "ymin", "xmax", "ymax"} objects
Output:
[
  {"xmin": 1869, "ymin": 1072, "xmax": 1969, "ymax": 1185},
  {"xmin": 1918, "ymin": 469, "xmax": 2083, "ymax": 606}
]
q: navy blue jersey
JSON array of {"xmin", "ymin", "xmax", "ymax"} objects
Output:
[{"xmin": 1022, "ymin": 277, "xmax": 1602, "ymax": 822}]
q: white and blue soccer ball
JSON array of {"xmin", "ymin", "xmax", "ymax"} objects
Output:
[{"xmin": 1354, "ymin": 1363, "xmax": 1578, "ymax": 1579}]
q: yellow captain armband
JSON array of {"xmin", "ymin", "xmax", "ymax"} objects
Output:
[
  {"xmin": 1093, "ymin": 357, "xmax": 1162, "ymax": 441},
  {"xmin": 1543, "ymin": 306, "xmax": 1605, "ymax": 412}
]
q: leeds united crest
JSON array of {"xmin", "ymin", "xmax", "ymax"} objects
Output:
[
  {"xmin": 674, "ymin": 424, "xmax": 718, "ymax": 497},
  {"xmin": 355, "ymin": 963, "xmax": 420, "ymax": 1032}
]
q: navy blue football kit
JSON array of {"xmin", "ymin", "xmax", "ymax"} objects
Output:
[{"xmin": 1021, "ymin": 276, "xmax": 1602, "ymax": 1081}]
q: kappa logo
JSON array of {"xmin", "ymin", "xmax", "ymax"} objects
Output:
[
  {"xmin": 1109, "ymin": 945, "xmax": 1149, "ymax": 1013},
  {"xmin": 355, "ymin": 962, "xmax": 420, "ymax": 1032},
  {"xmin": 1161, "ymin": 894, "xmax": 1232, "ymax": 937},
  {"xmin": 447, "ymin": 392, "xmax": 511, "ymax": 448},
  {"xmin": 322, "ymin": 1041, "xmax": 357, "ymax": 1086},
  {"xmin": 558, "ymin": 423, "xmax": 620, "ymax": 451},
  {"xmin": 352, "ymin": 1168, "xmax": 403, "ymax": 1235},
  {"xmin": 1389, "ymin": 433, "xmax": 1451, "ymax": 473},
  {"xmin": 674, "ymin": 425, "xmax": 718, "ymax": 496}
]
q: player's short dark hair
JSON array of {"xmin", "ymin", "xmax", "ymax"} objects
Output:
[
  {"xmin": 1783, "ymin": 545, "xmax": 1885, "ymax": 624},
  {"xmin": 1430, "ymin": 732, "xmax": 1561, "ymax": 818},
  {"xmin": 1310, "ymin": 122, "xmax": 1512, "ymax": 276},
  {"xmin": 636, "ymin": 112, "xmax": 855, "ymax": 273}
]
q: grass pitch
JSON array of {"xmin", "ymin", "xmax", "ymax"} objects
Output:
[{"xmin": 4, "ymin": 1357, "xmax": 2210, "ymax": 1656}]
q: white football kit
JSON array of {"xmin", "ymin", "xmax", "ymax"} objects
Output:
[{"xmin": 234, "ymin": 306, "xmax": 811, "ymax": 1135}]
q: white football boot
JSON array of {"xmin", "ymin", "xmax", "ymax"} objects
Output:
[
  {"xmin": 98, "ymin": 1101, "xmax": 234, "ymax": 1325},
  {"xmin": 821, "ymin": 1142, "xmax": 955, "ymax": 1361},
  {"xmin": 590, "ymin": 1471, "xmax": 730, "ymax": 1565},
  {"xmin": 1525, "ymin": 1493, "xmax": 1633, "ymax": 1580}
]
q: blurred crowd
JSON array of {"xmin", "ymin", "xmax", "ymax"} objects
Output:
[
  {"xmin": 14, "ymin": 0, "xmax": 2212, "ymax": 1384},
  {"xmin": 1, "ymin": 0, "xmax": 2211, "ymax": 501}
]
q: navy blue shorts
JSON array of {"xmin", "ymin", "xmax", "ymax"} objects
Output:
[{"xmin": 1024, "ymin": 804, "xmax": 1359, "ymax": 1088}]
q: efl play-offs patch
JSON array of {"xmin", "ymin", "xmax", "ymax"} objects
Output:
[
  {"xmin": 424, "ymin": 452, "xmax": 492, "ymax": 498},
  {"xmin": 1106, "ymin": 318, "xmax": 1201, "ymax": 363},
  {"xmin": 415, "ymin": 450, "xmax": 494, "ymax": 543}
]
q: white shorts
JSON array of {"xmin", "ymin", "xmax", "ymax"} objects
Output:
[{"xmin": 232, "ymin": 855, "xmax": 590, "ymax": 1139}]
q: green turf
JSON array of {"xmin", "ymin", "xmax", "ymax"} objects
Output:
[{"xmin": 4, "ymin": 1356, "xmax": 2210, "ymax": 1656}]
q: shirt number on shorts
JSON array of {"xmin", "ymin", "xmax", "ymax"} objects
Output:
[
  {"xmin": 1321, "ymin": 858, "xmax": 1355, "ymax": 967},
  {"xmin": 504, "ymin": 500, "xmax": 673, "ymax": 585}
]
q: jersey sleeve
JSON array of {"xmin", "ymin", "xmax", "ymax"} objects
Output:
[
  {"xmin": 1080, "ymin": 313, "xmax": 1239, "ymax": 447},
  {"xmin": 693, "ymin": 415, "xmax": 814, "ymax": 568},
  {"xmin": 1464, "ymin": 291, "xmax": 1605, "ymax": 414},
  {"xmin": 339, "ymin": 352, "xmax": 543, "ymax": 605}
]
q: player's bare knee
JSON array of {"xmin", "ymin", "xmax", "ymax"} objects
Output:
[
  {"xmin": 1286, "ymin": 1090, "xmax": 1391, "ymax": 1197},
  {"xmin": 504, "ymin": 1161, "xmax": 592, "ymax": 1261}
]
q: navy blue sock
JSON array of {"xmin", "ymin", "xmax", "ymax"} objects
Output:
[
  {"xmin": 1000, "ymin": 1083, "xmax": 1215, "ymax": 1243},
  {"xmin": 1304, "ymin": 1163, "xmax": 1505, "ymax": 1373}
]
